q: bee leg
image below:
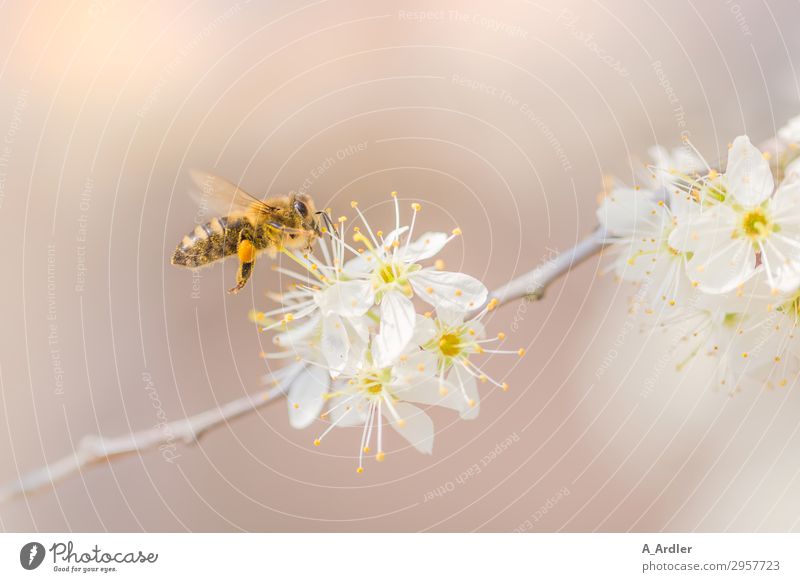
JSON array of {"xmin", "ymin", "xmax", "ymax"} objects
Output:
[{"xmin": 229, "ymin": 228, "xmax": 256, "ymax": 294}]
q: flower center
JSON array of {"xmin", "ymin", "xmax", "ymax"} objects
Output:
[
  {"xmin": 741, "ymin": 207, "xmax": 772, "ymax": 240},
  {"xmin": 357, "ymin": 369, "xmax": 392, "ymax": 398},
  {"xmin": 438, "ymin": 332, "xmax": 463, "ymax": 357}
]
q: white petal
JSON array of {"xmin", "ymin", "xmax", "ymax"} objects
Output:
[
  {"xmin": 287, "ymin": 365, "xmax": 330, "ymax": 429},
  {"xmin": 410, "ymin": 314, "xmax": 437, "ymax": 347},
  {"xmin": 372, "ymin": 291, "xmax": 416, "ymax": 367},
  {"xmin": 399, "ymin": 377, "xmax": 464, "ymax": 413},
  {"xmin": 435, "ymin": 304, "xmax": 467, "ymax": 327},
  {"xmin": 385, "ymin": 402, "xmax": 434, "ymax": 454},
  {"xmin": 392, "ymin": 349, "xmax": 437, "ymax": 385},
  {"xmin": 327, "ymin": 394, "xmax": 367, "ymax": 427},
  {"xmin": 317, "ymin": 280, "xmax": 374, "ymax": 317},
  {"xmin": 383, "ymin": 226, "xmax": 409, "ymax": 247},
  {"xmin": 596, "ymin": 188, "xmax": 661, "ymax": 236},
  {"xmin": 400, "ymin": 232, "xmax": 450, "ymax": 263},
  {"xmin": 686, "ymin": 237, "xmax": 756, "ymax": 293},
  {"xmin": 321, "ymin": 313, "xmax": 350, "ymax": 374},
  {"xmin": 273, "ymin": 314, "xmax": 320, "ymax": 349},
  {"xmin": 449, "ymin": 366, "xmax": 480, "ymax": 420},
  {"xmin": 725, "ymin": 135, "xmax": 774, "ymax": 206},
  {"xmin": 411, "ymin": 269, "xmax": 488, "ymax": 311}
]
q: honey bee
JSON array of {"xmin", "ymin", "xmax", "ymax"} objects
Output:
[{"xmin": 171, "ymin": 171, "xmax": 321, "ymax": 293}]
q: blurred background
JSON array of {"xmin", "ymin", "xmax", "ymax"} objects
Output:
[{"xmin": 1, "ymin": 0, "xmax": 800, "ymax": 532}]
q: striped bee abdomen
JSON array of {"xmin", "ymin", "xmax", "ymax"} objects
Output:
[{"xmin": 171, "ymin": 216, "xmax": 246, "ymax": 268}]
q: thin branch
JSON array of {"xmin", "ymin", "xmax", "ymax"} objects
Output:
[
  {"xmin": 0, "ymin": 228, "xmax": 607, "ymax": 504},
  {"xmin": 490, "ymin": 226, "xmax": 608, "ymax": 306}
]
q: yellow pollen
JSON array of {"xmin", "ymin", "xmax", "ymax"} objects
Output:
[
  {"xmin": 338, "ymin": 215, "xmax": 347, "ymax": 223},
  {"xmin": 376, "ymin": 451, "xmax": 386, "ymax": 462},
  {"xmin": 452, "ymin": 227, "xmax": 462, "ymax": 236},
  {"xmin": 479, "ymin": 375, "xmax": 488, "ymax": 383},
  {"xmin": 284, "ymin": 313, "xmax": 294, "ymax": 322},
  {"xmin": 497, "ymin": 332, "xmax": 506, "ymax": 340},
  {"xmin": 356, "ymin": 467, "xmax": 364, "ymax": 474},
  {"xmin": 487, "ymin": 298, "xmax": 499, "ymax": 311},
  {"xmin": 363, "ymin": 446, "xmax": 370, "ymax": 453},
  {"xmin": 350, "ymin": 200, "xmax": 358, "ymax": 208},
  {"xmin": 237, "ymin": 239, "xmax": 256, "ymax": 263},
  {"xmin": 501, "ymin": 382, "xmax": 509, "ymax": 392},
  {"xmin": 391, "ymin": 191, "xmax": 398, "ymax": 198},
  {"xmin": 518, "ymin": 348, "xmax": 526, "ymax": 357},
  {"xmin": 411, "ymin": 202, "xmax": 421, "ymax": 211},
  {"xmin": 313, "ymin": 439, "xmax": 321, "ymax": 446}
]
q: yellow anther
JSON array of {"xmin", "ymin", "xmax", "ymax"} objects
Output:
[
  {"xmin": 397, "ymin": 419, "xmax": 407, "ymax": 428},
  {"xmin": 775, "ymin": 356, "xmax": 782, "ymax": 362},
  {"xmin": 363, "ymin": 446, "xmax": 370, "ymax": 453},
  {"xmin": 338, "ymin": 215, "xmax": 347, "ymax": 223},
  {"xmin": 391, "ymin": 191, "xmax": 398, "ymax": 198},
  {"xmin": 376, "ymin": 451, "xmax": 386, "ymax": 462},
  {"xmin": 762, "ymin": 151, "xmax": 772, "ymax": 160},
  {"xmin": 293, "ymin": 403, "xmax": 299, "ymax": 409},
  {"xmin": 742, "ymin": 352, "xmax": 749, "ymax": 358},
  {"xmin": 426, "ymin": 286, "xmax": 434, "ymax": 293},
  {"xmin": 439, "ymin": 385, "xmax": 449, "ymax": 396},
  {"xmin": 708, "ymin": 169, "xmax": 719, "ymax": 180},
  {"xmin": 479, "ymin": 375, "xmax": 488, "ymax": 383},
  {"xmin": 451, "ymin": 227, "xmax": 462, "ymax": 236},
  {"xmin": 411, "ymin": 202, "xmax": 421, "ymax": 211},
  {"xmin": 313, "ymin": 439, "xmax": 321, "ymax": 446},
  {"xmin": 356, "ymin": 467, "xmax": 364, "ymax": 474},
  {"xmin": 417, "ymin": 364, "xmax": 425, "ymax": 372},
  {"xmin": 350, "ymin": 200, "xmax": 358, "ymax": 208},
  {"xmin": 376, "ymin": 230, "xmax": 384, "ymax": 238},
  {"xmin": 284, "ymin": 313, "xmax": 294, "ymax": 322},
  {"xmin": 468, "ymin": 328, "xmax": 476, "ymax": 336},
  {"xmin": 454, "ymin": 289, "xmax": 463, "ymax": 297},
  {"xmin": 518, "ymin": 348, "xmax": 526, "ymax": 357},
  {"xmin": 434, "ymin": 259, "xmax": 445, "ymax": 270},
  {"xmin": 501, "ymin": 382, "xmax": 509, "ymax": 392},
  {"xmin": 487, "ymin": 298, "xmax": 499, "ymax": 311},
  {"xmin": 424, "ymin": 311, "xmax": 432, "ymax": 318},
  {"xmin": 497, "ymin": 332, "xmax": 506, "ymax": 340},
  {"xmin": 468, "ymin": 399, "xmax": 476, "ymax": 408}
]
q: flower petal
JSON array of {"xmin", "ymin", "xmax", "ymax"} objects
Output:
[
  {"xmin": 372, "ymin": 291, "xmax": 416, "ymax": 367},
  {"xmin": 411, "ymin": 269, "xmax": 488, "ymax": 311},
  {"xmin": 400, "ymin": 231, "xmax": 450, "ymax": 263},
  {"xmin": 321, "ymin": 313, "xmax": 350, "ymax": 374},
  {"xmin": 686, "ymin": 236, "xmax": 756, "ymax": 293},
  {"xmin": 287, "ymin": 364, "xmax": 330, "ymax": 429},
  {"xmin": 327, "ymin": 394, "xmax": 367, "ymax": 427},
  {"xmin": 410, "ymin": 314, "xmax": 437, "ymax": 347},
  {"xmin": 725, "ymin": 135, "xmax": 774, "ymax": 207},
  {"xmin": 449, "ymin": 365, "xmax": 480, "ymax": 420},
  {"xmin": 385, "ymin": 402, "xmax": 434, "ymax": 454},
  {"xmin": 317, "ymin": 280, "xmax": 374, "ymax": 317},
  {"xmin": 596, "ymin": 188, "xmax": 661, "ymax": 237}
]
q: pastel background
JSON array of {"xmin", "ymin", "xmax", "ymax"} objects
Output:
[{"xmin": 1, "ymin": 0, "xmax": 799, "ymax": 531}]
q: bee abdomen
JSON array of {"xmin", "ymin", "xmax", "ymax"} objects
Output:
[{"xmin": 171, "ymin": 216, "xmax": 241, "ymax": 268}]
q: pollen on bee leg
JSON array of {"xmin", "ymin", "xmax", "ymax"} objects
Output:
[{"xmin": 237, "ymin": 239, "xmax": 256, "ymax": 263}]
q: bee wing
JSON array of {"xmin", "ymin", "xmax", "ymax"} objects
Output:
[{"xmin": 188, "ymin": 170, "xmax": 276, "ymax": 217}]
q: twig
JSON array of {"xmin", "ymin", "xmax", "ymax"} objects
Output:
[
  {"xmin": 490, "ymin": 226, "xmax": 608, "ymax": 306},
  {"xmin": 0, "ymin": 228, "xmax": 607, "ymax": 503}
]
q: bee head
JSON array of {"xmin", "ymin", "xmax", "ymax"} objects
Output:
[{"xmin": 290, "ymin": 193, "xmax": 321, "ymax": 237}]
